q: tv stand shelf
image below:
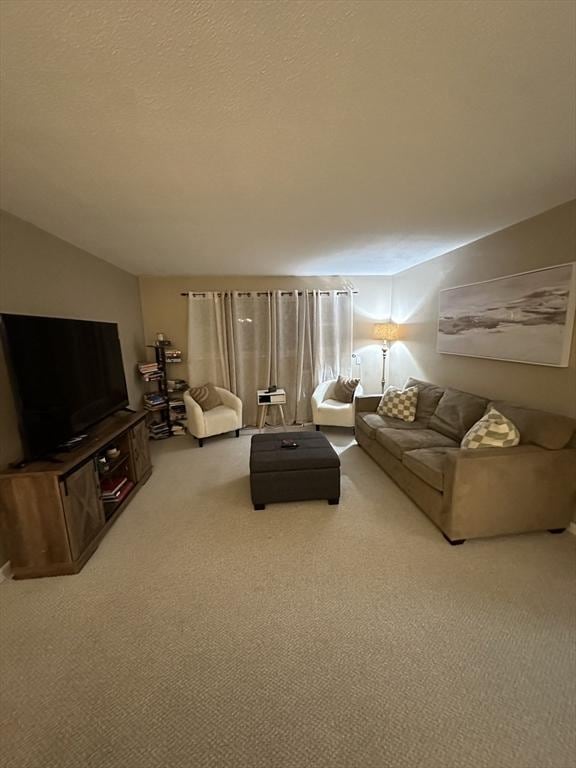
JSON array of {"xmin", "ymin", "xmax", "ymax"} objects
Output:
[{"xmin": 0, "ymin": 411, "xmax": 152, "ymax": 579}]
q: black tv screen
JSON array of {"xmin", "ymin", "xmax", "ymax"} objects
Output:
[{"xmin": 1, "ymin": 314, "xmax": 129, "ymax": 460}]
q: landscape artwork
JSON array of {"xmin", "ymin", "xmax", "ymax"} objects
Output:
[{"xmin": 437, "ymin": 263, "xmax": 576, "ymax": 366}]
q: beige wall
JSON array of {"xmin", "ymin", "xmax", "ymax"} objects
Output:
[
  {"xmin": 0, "ymin": 210, "xmax": 145, "ymax": 469},
  {"xmin": 139, "ymin": 275, "xmax": 393, "ymax": 395},
  {"xmin": 390, "ymin": 200, "xmax": 576, "ymax": 418}
]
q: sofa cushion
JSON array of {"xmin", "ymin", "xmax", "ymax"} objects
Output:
[
  {"xmin": 317, "ymin": 398, "xmax": 356, "ymax": 428},
  {"xmin": 429, "ymin": 387, "xmax": 488, "ymax": 440},
  {"xmin": 356, "ymin": 413, "xmax": 428, "ymax": 440},
  {"xmin": 402, "ymin": 448, "xmax": 459, "ymax": 492},
  {"xmin": 490, "ymin": 401, "xmax": 576, "ymax": 450},
  {"xmin": 320, "ymin": 398, "xmax": 355, "ymax": 411},
  {"xmin": 375, "ymin": 428, "xmax": 459, "ymax": 460},
  {"xmin": 203, "ymin": 405, "xmax": 240, "ymax": 434},
  {"xmin": 405, "ymin": 378, "xmax": 445, "ymax": 424}
]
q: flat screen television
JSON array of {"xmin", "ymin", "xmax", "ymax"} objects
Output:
[{"xmin": 1, "ymin": 314, "xmax": 129, "ymax": 460}]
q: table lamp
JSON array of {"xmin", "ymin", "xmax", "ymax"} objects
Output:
[{"xmin": 373, "ymin": 322, "xmax": 400, "ymax": 392}]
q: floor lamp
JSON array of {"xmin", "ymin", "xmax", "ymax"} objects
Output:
[{"xmin": 373, "ymin": 323, "xmax": 399, "ymax": 392}]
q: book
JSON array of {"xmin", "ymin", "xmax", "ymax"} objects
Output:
[
  {"xmin": 166, "ymin": 379, "xmax": 188, "ymax": 392},
  {"xmin": 103, "ymin": 480, "xmax": 134, "ymax": 506},
  {"xmin": 150, "ymin": 431, "xmax": 171, "ymax": 440},
  {"xmin": 144, "ymin": 394, "xmax": 167, "ymax": 406},
  {"xmin": 150, "ymin": 421, "xmax": 169, "ymax": 431},
  {"xmin": 101, "ymin": 476, "xmax": 127, "ymax": 491},
  {"xmin": 101, "ymin": 476, "xmax": 128, "ymax": 495},
  {"xmin": 150, "ymin": 428, "xmax": 169, "ymax": 436}
]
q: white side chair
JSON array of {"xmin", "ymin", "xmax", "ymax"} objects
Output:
[
  {"xmin": 183, "ymin": 387, "xmax": 243, "ymax": 447},
  {"xmin": 311, "ymin": 379, "xmax": 364, "ymax": 430}
]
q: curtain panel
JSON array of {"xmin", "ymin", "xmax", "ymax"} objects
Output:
[{"xmin": 187, "ymin": 290, "xmax": 353, "ymax": 426}]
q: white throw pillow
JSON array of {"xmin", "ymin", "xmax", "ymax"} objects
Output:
[
  {"xmin": 377, "ymin": 385, "xmax": 418, "ymax": 423},
  {"xmin": 461, "ymin": 408, "xmax": 520, "ymax": 449}
]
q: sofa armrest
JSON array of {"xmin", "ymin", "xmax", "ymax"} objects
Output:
[
  {"xmin": 443, "ymin": 447, "xmax": 576, "ymax": 539},
  {"xmin": 355, "ymin": 395, "xmax": 381, "ymax": 413},
  {"xmin": 312, "ymin": 380, "xmax": 335, "ymax": 407},
  {"xmin": 184, "ymin": 390, "xmax": 206, "ymax": 438},
  {"xmin": 216, "ymin": 387, "xmax": 243, "ymax": 418}
]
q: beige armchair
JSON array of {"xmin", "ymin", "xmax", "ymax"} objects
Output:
[
  {"xmin": 183, "ymin": 387, "xmax": 243, "ymax": 447},
  {"xmin": 312, "ymin": 379, "xmax": 364, "ymax": 429}
]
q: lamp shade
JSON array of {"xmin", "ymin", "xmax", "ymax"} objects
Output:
[{"xmin": 373, "ymin": 322, "xmax": 399, "ymax": 342}]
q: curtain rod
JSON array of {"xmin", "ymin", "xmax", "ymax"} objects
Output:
[{"xmin": 180, "ymin": 290, "xmax": 358, "ymax": 297}]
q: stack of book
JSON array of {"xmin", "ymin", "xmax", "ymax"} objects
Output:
[
  {"xmin": 169, "ymin": 398, "xmax": 186, "ymax": 418},
  {"xmin": 101, "ymin": 476, "xmax": 129, "ymax": 502},
  {"xmin": 169, "ymin": 395, "xmax": 187, "ymax": 436},
  {"xmin": 166, "ymin": 378, "xmax": 188, "ymax": 393},
  {"xmin": 169, "ymin": 396, "xmax": 186, "ymax": 438},
  {"xmin": 138, "ymin": 362, "xmax": 162, "ymax": 381},
  {"xmin": 165, "ymin": 349, "xmax": 182, "ymax": 364},
  {"xmin": 143, "ymin": 392, "xmax": 168, "ymax": 411},
  {"xmin": 149, "ymin": 421, "xmax": 171, "ymax": 440}
]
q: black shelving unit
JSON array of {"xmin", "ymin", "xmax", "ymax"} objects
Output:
[
  {"xmin": 138, "ymin": 339, "xmax": 187, "ymax": 440},
  {"xmin": 139, "ymin": 341, "xmax": 183, "ymax": 440},
  {"xmin": 150, "ymin": 343, "xmax": 171, "ymax": 437}
]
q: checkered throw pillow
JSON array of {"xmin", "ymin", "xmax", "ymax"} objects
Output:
[
  {"xmin": 377, "ymin": 385, "xmax": 418, "ymax": 422},
  {"xmin": 461, "ymin": 408, "xmax": 520, "ymax": 449}
]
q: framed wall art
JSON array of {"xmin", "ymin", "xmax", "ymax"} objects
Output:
[{"xmin": 437, "ymin": 263, "xmax": 576, "ymax": 366}]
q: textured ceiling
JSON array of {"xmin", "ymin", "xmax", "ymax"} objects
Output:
[{"xmin": 0, "ymin": 0, "xmax": 575, "ymax": 276}]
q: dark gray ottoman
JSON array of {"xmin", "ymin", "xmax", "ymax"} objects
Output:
[{"xmin": 250, "ymin": 431, "xmax": 340, "ymax": 510}]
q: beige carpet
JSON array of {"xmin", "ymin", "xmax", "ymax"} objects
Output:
[{"xmin": 1, "ymin": 429, "xmax": 575, "ymax": 768}]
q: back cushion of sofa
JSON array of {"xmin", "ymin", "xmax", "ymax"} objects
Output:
[
  {"xmin": 429, "ymin": 388, "xmax": 488, "ymax": 440},
  {"xmin": 490, "ymin": 401, "xmax": 576, "ymax": 450},
  {"xmin": 405, "ymin": 378, "xmax": 445, "ymax": 425}
]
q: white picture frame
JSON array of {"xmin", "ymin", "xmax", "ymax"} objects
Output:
[{"xmin": 437, "ymin": 262, "xmax": 576, "ymax": 367}]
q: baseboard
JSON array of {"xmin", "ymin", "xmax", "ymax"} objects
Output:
[
  {"xmin": 568, "ymin": 522, "xmax": 576, "ymax": 536},
  {"xmin": 0, "ymin": 560, "xmax": 12, "ymax": 582}
]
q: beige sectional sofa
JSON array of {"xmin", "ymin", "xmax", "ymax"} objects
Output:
[{"xmin": 355, "ymin": 378, "xmax": 576, "ymax": 544}]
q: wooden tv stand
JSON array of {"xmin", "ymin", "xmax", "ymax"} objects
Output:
[{"xmin": 0, "ymin": 411, "xmax": 152, "ymax": 579}]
